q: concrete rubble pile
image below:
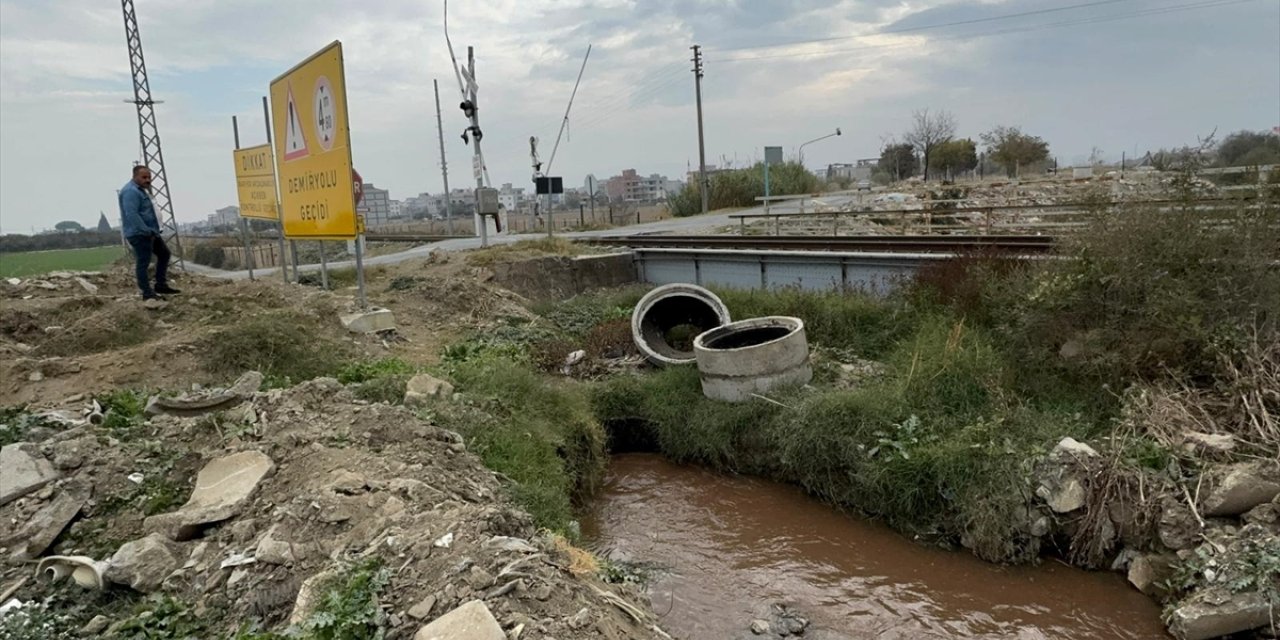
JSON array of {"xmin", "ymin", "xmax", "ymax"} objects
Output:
[
  {"xmin": 0, "ymin": 373, "xmax": 667, "ymax": 639},
  {"xmin": 1029, "ymin": 438, "xmax": 1280, "ymax": 640}
]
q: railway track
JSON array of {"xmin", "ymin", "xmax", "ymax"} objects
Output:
[{"xmin": 581, "ymin": 234, "xmax": 1057, "ymax": 253}]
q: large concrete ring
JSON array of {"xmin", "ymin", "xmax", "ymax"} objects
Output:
[
  {"xmin": 631, "ymin": 284, "xmax": 732, "ymax": 365},
  {"xmin": 693, "ymin": 316, "xmax": 812, "ymax": 402}
]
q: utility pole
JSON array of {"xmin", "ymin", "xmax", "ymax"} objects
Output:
[
  {"xmin": 691, "ymin": 45, "xmax": 708, "ymax": 215},
  {"xmin": 464, "ymin": 46, "xmax": 489, "ymax": 246},
  {"xmin": 121, "ymin": 0, "xmax": 183, "ymax": 270},
  {"xmin": 434, "ymin": 79, "xmax": 454, "ymax": 236}
]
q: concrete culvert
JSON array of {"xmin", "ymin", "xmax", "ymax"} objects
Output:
[
  {"xmin": 694, "ymin": 316, "xmax": 812, "ymax": 402},
  {"xmin": 631, "ymin": 283, "xmax": 731, "ymax": 365}
]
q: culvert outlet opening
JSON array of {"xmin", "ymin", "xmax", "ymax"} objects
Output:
[{"xmin": 631, "ymin": 284, "xmax": 731, "ymax": 365}]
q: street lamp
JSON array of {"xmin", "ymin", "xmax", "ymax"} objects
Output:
[{"xmin": 798, "ymin": 127, "xmax": 842, "ymax": 168}]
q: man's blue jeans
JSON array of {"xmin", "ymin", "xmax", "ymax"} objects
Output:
[{"xmin": 127, "ymin": 234, "xmax": 170, "ymax": 297}]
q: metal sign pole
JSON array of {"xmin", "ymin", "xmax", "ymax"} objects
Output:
[
  {"xmin": 354, "ymin": 236, "xmax": 367, "ymax": 308},
  {"xmin": 232, "ymin": 116, "xmax": 255, "ymax": 281},
  {"xmin": 261, "ymin": 96, "xmax": 290, "ymax": 283},
  {"xmin": 319, "ymin": 242, "xmax": 329, "ymax": 289}
]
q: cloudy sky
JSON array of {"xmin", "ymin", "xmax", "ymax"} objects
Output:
[{"xmin": 0, "ymin": 0, "xmax": 1276, "ymax": 233}]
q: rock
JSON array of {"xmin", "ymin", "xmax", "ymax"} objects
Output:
[
  {"xmin": 79, "ymin": 614, "xmax": 109, "ymax": 635},
  {"xmin": 145, "ymin": 451, "xmax": 275, "ymax": 540},
  {"xmin": 1201, "ymin": 462, "xmax": 1280, "ymax": 517},
  {"xmin": 466, "ymin": 566, "xmax": 495, "ymax": 590},
  {"xmin": 1029, "ymin": 515, "xmax": 1052, "ymax": 537},
  {"xmin": 1038, "ymin": 477, "xmax": 1087, "ymax": 513},
  {"xmin": 1126, "ymin": 553, "xmax": 1176, "ymax": 597},
  {"xmin": 482, "ymin": 536, "xmax": 537, "ymax": 554},
  {"xmin": 414, "ymin": 600, "xmax": 505, "ymax": 640},
  {"xmin": 750, "ymin": 619, "xmax": 771, "ymax": 634},
  {"xmin": 105, "ymin": 534, "xmax": 186, "ymax": 593},
  {"xmin": 0, "ymin": 443, "xmax": 60, "ymax": 506},
  {"xmin": 28, "ymin": 371, "xmax": 44, "ymax": 382},
  {"xmin": 781, "ymin": 615, "xmax": 809, "ymax": 635},
  {"xmin": 1159, "ymin": 499, "xmax": 1202, "ymax": 550},
  {"xmin": 1052, "ymin": 437, "xmax": 1098, "ymax": 459},
  {"xmin": 7, "ymin": 481, "xmax": 89, "ymax": 560},
  {"xmin": 1168, "ymin": 591, "xmax": 1273, "ymax": 640},
  {"xmin": 1242, "ymin": 501, "xmax": 1278, "ymax": 526},
  {"xmin": 340, "ymin": 307, "xmax": 396, "ymax": 334},
  {"xmin": 403, "ymin": 373, "xmax": 455, "ymax": 407},
  {"xmin": 255, "ymin": 524, "xmax": 308, "ymax": 565},
  {"xmin": 566, "ymin": 607, "xmax": 592, "ymax": 630},
  {"xmin": 407, "ymin": 594, "xmax": 437, "ymax": 620},
  {"xmin": 1182, "ymin": 432, "xmax": 1235, "ymax": 456},
  {"xmin": 325, "ymin": 469, "xmax": 369, "ymax": 495},
  {"xmin": 289, "ymin": 570, "xmax": 337, "ymax": 624}
]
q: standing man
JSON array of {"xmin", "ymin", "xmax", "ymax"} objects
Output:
[{"xmin": 119, "ymin": 165, "xmax": 180, "ymax": 300}]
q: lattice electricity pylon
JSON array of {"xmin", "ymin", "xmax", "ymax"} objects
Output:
[{"xmin": 121, "ymin": 0, "xmax": 184, "ymax": 269}]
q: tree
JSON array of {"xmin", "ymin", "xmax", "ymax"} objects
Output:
[
  {"xmin": 981, "ymin": 126, "xmax": 1050, "ymax": 178},
  {"xmin": 1216, "ymin": 130, "xmax": 1280, "ymax": 167},
  {"xmin": 903, "ymin": 108, "xmax": 956, "ymax": 181},
  {"xmin": 54, "ymin": 220, "xmax": 85, "ymax": 233},
  {"xmin": 928, "ymin": 138, "xmax": 978, "ymax": 179},
  {"xmin": 96, "ymin": 212, "xmax": 112, "ymax": 233},
  {"xmin": 878, "ymin": 143, "xmax": 918, "ymax": 182}
]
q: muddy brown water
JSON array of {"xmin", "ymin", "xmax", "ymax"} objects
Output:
[{"xmin": 582, "ymin": 454, "xmax": 1169, "ymax": 639}]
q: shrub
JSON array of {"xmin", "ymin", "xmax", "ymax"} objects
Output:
[{"xmin": 668, "ymin": 162, "xmax": 821, "ymax": 216}]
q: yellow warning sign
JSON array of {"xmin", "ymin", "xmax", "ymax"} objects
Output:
[
  {"xmin": 232, "ymin": 144, "xmax": 280, "ymax": 221},
  {"xmin": 269, "ymin": 41, "xmax": 357, "ymax": 239}
]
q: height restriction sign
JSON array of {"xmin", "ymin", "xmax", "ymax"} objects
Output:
[{"xmin": 269, "ymin": 41, "xmax": 357, "ymax": 239}]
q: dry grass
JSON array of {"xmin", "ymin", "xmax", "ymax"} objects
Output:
[
  {"xmin": 1124, "ymin": 333, "xmax": 1280, "ymax": 455},
  {"xmin": 551, "ymin": 534, "xmax": 600, "ymax": 577},
  {"xmin": 464, "ymin": 238, "xmax": 586, "ymax": 267}
]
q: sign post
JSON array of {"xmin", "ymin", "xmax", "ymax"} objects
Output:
[
  {"xmin": 269, "ymin": 41, "xmax": 363, "ymax": 306},
  {"xmin": 261, "ymin": 96, "xmax": 290, "ymax": 284}
]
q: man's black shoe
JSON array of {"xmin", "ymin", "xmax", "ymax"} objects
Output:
[{"xmin": 155, "ymin": 285, "xmax": 182, "ymax": 295}]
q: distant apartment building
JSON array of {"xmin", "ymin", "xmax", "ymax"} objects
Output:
[
  {"xmin": 604, "ymin": 169, "xmax": 679, "ymax": 203},
  {"xmin": 389, "ymin": 200, "xmax": 403, "ymax": 219},
  {"xmin": 356, "ymin": 183, "xmax": 391, "ymax": 226},
  {"xmin": 497, "ymin": 183, "xmax": 528, "ymax": 212},
  {"xmin": 206, "ymin": 205, "xmax": 240, "ymax": 229},
  {"xmin": 825, "ymin": 159, "xmax": 876, "ymax": 183}
]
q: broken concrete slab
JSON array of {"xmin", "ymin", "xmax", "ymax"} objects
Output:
[
  {"xmin": 105, "ymin": 533, "xmax": 187, "ymax": 593},
  {"xmin": 403, "ymin": 373, "xmax": 455, "ymax": 407},
  {"xmin": 407, "ymin": 594, "xmax": 437, "ymax": 620},
  {"xmin": 145, "ymin": 451, "xmax": 274, "ymax": 540},
  {"xmin": 145, "ymin": 371, "xmax": 263, "ymax": 417},
  {"xmin": 255, "ymin": 524, "xmax": 312, "ymax": 566},
  {"xmin": 340, "ymin": 307, "xmax": 396, "ymax": 334},
  {"xmin": 414, "ymin": 600, "xmax": 505, "ymax": 640},
  {"xmin": 7, "ymin": 481, "xmax": 89, "ymax": 561},
  {"xmin": 288, "ymin": 570, "xmax": 338, "ymax": 624},
  {"xmin": 1037, "ymin": 476, "xmax": 1086, "ymax": 513},
  {"xmin": 1052, "ymin": 437, "xmax": 1098, "ymax": 459},
  {"xmin": 0, "ymin": 443, "xmax": 60, "ymax": 506},
  {"xmin": 1126, "ymin": 553, "xmax": 1176, "ymax": 597},
  {"xmin": 1168, "ymin": 591, "xmax": 1272, "ymax": 640},
  {"xmin": 1182, "ymin": 432, "xmax": 1235, "ymax": 456},
  {"xmin": 1201, "ymin": 462, "xmax": 1280, "ymax": 517}
]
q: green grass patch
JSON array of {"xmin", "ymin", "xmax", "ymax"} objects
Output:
[
  {"xmin": 0, "ymin": 246, "xmax": 124, "ymax": 278},
  {"xmin": 429, "ymin": 355, "xmax": 606, "ymax": 532},
  {"xmin": 714, "ymin": 287, "xmax": 918, "ymax": 360},
  {"xmin": 0, "ymin": 405, "xmax": 65, "ymax": 446}
]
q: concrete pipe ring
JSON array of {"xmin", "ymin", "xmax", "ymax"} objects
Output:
[
  {"xmin": 693, "ymin": 316, "xmax": 813, "ymax": 402},
  {"xmin": 631, "ymin": 284, "xmax": 732, "ymax": 365}
]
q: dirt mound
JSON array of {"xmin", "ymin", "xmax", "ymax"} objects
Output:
[{"xmin": 0, "ymin": 377, "xmax": 667, "ymax": 638}]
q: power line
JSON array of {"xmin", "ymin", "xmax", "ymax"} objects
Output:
[
  {"xmin": 713, "ymin": 0, "xmax": 1259, "ymax": 62},
  {"xmin": 718, "ymin": 0, "xmax": 1137, "ymax": 53}
]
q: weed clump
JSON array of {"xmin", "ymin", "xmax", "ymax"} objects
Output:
[{"xmin": 198, "ymin": 311, "xmax": 351, "ymax": 386}]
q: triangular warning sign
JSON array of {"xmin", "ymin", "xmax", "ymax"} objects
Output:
[{"xmin": 283, "ymin": 85, "xmax": 309, "ymax": 161}]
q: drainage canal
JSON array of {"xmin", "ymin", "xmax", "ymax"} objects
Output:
[{"xmin": 583, "ymin": 454, "xmax": 1168, "ymax": 639}]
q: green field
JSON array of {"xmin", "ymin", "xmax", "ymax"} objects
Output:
[{"xmin": 0, "ymin": 246, "xmax": 126, "ymax": 278}]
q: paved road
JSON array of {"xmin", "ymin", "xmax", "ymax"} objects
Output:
[{"xmin": 186, "ymin": 206, "xmax": 763, "ymax": 281}]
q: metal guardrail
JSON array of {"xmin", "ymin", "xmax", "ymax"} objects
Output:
[
  {"xmin": 729, "ymin": 197, "xmax": 1259, "ymax": 236},
  {"xmin": 586, "ymin": 234, "xmax": 1056, "ymax": 253}
]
